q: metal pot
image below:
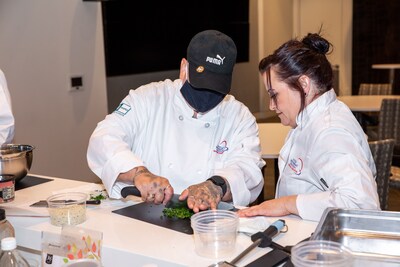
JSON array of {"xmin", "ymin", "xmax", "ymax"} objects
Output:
[{"xmin": 0, "ymin": 144, "xmax": 34, "ymax": 183}]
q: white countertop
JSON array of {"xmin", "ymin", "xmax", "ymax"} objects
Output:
[{"xmin": 1, "ymin": 174, "xmax": 317, "ymax": 267}]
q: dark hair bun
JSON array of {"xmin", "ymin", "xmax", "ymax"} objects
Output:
[{"xmin": 302, "ymin": 33, "xmax": 331, "ymax": 55}]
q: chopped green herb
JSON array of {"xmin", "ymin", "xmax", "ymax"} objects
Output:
[
  {"xmin": 162, "ymin": 207, "xmax": 194, "ymax": 219},
  {"xmin": 89, "ymin": 194, "xmax": 107, "ymax": 201}
]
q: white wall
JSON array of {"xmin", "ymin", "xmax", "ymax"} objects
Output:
[
  {"xmin": 256, "ymin": 0, "xmax": 353, "ymax": 111},
  {"xmin": 258, "ymin": 0, "xmax": 294, "ymax": 111},
  {"xmin": 293, "ymin": 0, "xmax": 353, "ymax": 95},
  {"xmin": 230, "ymin": 0, "xmax": 261, "ymax": 112},
  {"xmin": 0, "ymin": 0, "xmax": 108, "ymax": 182}
]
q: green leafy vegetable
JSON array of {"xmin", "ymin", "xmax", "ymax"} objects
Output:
[
  {"xmin": 89, "ymin": 190, "xmax": 108, "ymax": 201},
  {"xmin": 90, "ymin": 194, "xmax": 106, "ymax": 201},
  {"xmin": 162, "ymin": 207, "xmax": 194, "ymax": 219}
]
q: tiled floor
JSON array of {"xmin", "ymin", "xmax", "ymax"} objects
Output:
[{"xmin": 262, "ymin": 159, "xmax": 400, "ymax": 212}]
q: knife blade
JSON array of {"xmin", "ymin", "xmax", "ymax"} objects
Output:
[
  {"xmin": 30, "ymin": 199, "xmax": 101, "ymax": 207},
  {"xmin": 120, "ymin": 186, "xmax": 185, "ymax": 208},
  {"xmin": 120, "ymin": 186, "xmax": 238, "ymax": 211}
]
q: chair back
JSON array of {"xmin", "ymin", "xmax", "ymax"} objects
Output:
[
  {"xmin": 378, "ymin": 99, "xmax": 400, "ymax": 146},
  {"xmin": 358, "ymin": 83, "xmax": 393, "ymax": 95},
  {"xmin": 369, "ymin": 138, "xmax": 395, "ymax": 210}
]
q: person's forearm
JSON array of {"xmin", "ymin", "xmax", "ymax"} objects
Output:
[
  {"xmin": 117, "ymin": 166, "xmax": 148, "ymax": 184},
  {"xmin": 282, "ymin": 195, "xmax": 299, "ymax": 215}
]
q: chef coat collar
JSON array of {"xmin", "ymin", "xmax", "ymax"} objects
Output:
[{"xmin": 296, "ymin": 89, "xmax": 337, "ymax": 128}]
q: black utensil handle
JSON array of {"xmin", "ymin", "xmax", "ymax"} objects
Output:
[
  {"xmin": 86, "ymin": 200, "xmax": 101, "ymax": 205},
  {"xmin": 251, "ymin": 219, "xmax": 286, "ymax": 248},
  {"xmin": 121, "ymin": 186, "xmax": 141, "ymax": 198}
]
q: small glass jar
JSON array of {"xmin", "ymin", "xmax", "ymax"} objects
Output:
[{"xmin": 0, "ymin": 176, "xmax": 15, "ymax": 203}]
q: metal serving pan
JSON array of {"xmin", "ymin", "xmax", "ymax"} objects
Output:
[{"xmin": 311, "ymin": 208, "xmax": 400, "ymax": 266}]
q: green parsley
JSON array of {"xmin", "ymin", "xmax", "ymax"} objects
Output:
[
  {"xmin": 162, "ymin": 207, "xmax": 194, "ymax": 219},
  {"xmin": 90, "ymin": 194, "xmax": 107, "ymax": 201},
  {"xmin": 89, "ymin": 189, "xmax": 108, "ymax": 201}
]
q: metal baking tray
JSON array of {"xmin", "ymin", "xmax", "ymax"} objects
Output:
[{"xmin": 311, "ymin": 208, "xmax": 400, "ymax": 266}]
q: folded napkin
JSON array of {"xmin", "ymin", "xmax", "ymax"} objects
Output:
[{"xmin": 238, "ymin": 216, "xmax": 273, "ymax": 235}]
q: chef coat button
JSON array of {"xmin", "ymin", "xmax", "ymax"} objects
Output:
[
  {"xmin": 197, "ymin": 170, "xmax": 202, "ymax": 174},
  {"xmin": 168, "ymin": 163, "xmax": 173, "ymax": 168},
  {"xmin": 205, "ymin": 123, "xmax": 210, "ymax": 128},
  {"xmin": 179, "ymin": 115, "xmax": 184, "ymax": 121}
]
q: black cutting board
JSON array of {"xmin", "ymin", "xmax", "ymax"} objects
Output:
[
  {"xmin": 15, "ymin": 175, "xmax": 53, "ymax": 191},
  {"xmin": 245, "ymin": 249, "xmax": 290, "ymax": 267},
  {"xmin": 112, "ymin": 202, "xmax": 193, "ymax": 235}
]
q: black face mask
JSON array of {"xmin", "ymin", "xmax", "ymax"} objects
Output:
[{"xmin": 180, "ymin": 81, "xmax": 226, "ymax": 113}]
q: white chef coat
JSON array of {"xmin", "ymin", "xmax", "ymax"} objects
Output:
[
  {"xmin": 0, "ymin": 69, "xmax": 15, "ymax": 144},
  {"xmin": 276, "ymin": 89, "xmax": 380, "ymax": 221},
  {"xmin": 87, "ymin": 79, "xmax": 265, "ymax": 206}
]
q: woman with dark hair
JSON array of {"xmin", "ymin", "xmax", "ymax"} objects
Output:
[{"xmin": 238, "ymin": 33, "xmax": 380, "ymax": 221}]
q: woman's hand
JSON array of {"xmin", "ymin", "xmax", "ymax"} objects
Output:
[{"xmin": 237, "ymin": 195, "xmax": 298, "ymax": 217}]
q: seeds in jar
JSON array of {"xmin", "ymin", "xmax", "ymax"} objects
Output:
[{"xmin": 48, "ymin": 204, "xmax": 86, "ymax": 226}]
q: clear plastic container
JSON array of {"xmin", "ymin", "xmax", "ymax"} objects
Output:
[
  {"xmin": 191, "ymin": 210, "xmax": 238, "ymax": 259},
  {"xmin": 291, "ymin": 240, "xmax": 353, "ymax": 267},
  {"xmin": 46, "ymin": 192, "xmax": 87, "ymax": 226},
  {"xmin": 0, "ymin": 237, "xmax": 30, "ymax": 267}
]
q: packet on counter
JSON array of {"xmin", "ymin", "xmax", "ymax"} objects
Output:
[
  {"xmin": 42, "ymin": 226, "xmax": 103, "ymax": 267},
  {"xmin": 239, "ymin": 216, "xmax": 273, "ymax": 235}
]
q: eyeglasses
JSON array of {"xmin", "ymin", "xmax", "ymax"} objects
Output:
[{"xmin": 267, "ymin": 88, "xmax": 278, "ymax": 104}]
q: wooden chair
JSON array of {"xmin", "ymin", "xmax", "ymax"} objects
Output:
[
  {"xmin": 369, "ymin": 139, "xmax": 395, "ymax": 210},
  {"xmin": 358, "ymin": 83, "xmax": 393, "ymax": 95}
]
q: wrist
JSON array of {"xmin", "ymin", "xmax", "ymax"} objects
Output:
[
  {"xmin": 207, "ymin": 175, "xmax": 227, "ymax": 197},
  {"xmin": 132, "ymin": 166, "xmax": 149, "ymax": 185}
]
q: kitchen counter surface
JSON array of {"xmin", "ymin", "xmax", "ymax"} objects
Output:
[{"xmin": 2, "ymin": 174, "xmax": 317, "ymax": 267}]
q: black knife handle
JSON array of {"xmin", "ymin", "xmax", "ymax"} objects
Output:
[
  {"xmin": 86, "ymin": 200, "xmax": 101, "ymax": 205},
  {"xmin": 121, "ymin": 186, "xmax": 141, "ymax": 198},
  {"xmin": 251, "ymin": 219, "xmax": 286, "ymax": 248}
]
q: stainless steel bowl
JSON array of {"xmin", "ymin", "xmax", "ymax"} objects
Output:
[{"xmin": 0, "ymin": 144, "xmax": 34, "ymax": 183}]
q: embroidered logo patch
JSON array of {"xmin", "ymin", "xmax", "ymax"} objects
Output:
[
  {"xmin": 196, "ymin": 66, "xmax": 204, "ymax": 73},
  {"xmin": 214, "ymin": 140, "xmax": 229, "ymax": 154},
  {"xmin": 288, "ymin": 157, "xmax": 303, "ymax": 175},
  {"xmin": 114, "ymin": 103, "xmax": 131, "ymax": 116}
]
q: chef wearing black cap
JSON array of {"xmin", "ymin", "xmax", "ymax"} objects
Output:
[{"xmin": 87, "ymin": 30, "xmax": 265, "ymax": 212}]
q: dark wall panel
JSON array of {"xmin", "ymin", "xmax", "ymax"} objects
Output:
[
  {"xmin": 102, "ymin": 1, "xmax": 249, "ymax": 77},
  {"xmin": 352, "ymin": 0, "xmax": 400, "ymax": 94}
]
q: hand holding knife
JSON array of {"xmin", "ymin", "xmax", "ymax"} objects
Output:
[{"xmin": 121, "ymin": 186, "xmax": 185, "ymax": 208}]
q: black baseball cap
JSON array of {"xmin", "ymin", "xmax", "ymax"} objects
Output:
[{"xmin": 187, "ymin": 30, "xmax": 237, "ymax": 95}]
